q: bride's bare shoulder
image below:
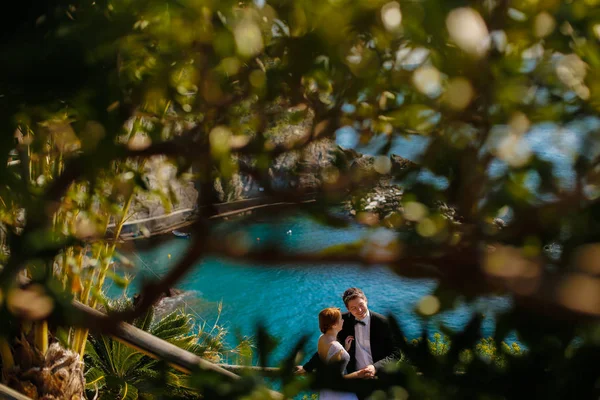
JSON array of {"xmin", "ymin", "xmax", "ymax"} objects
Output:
[
  {"xmin": 318, "ymin": 335, "xmax": 327, "ymax": 348},
  {"xmin": 317, "ymin": 336, "xmax": 328, "ymax": 356}
]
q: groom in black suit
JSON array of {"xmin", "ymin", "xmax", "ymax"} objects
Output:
[{"xmin": 298, "ymin": 287, "xmax": 399, "ymax": 378}]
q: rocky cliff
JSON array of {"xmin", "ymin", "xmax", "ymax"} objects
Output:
[{"xmin": 120, "ymin": 103, "xmax": 416, "ymax": 238}]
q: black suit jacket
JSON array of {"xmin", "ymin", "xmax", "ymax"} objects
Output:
[{"xmin": 304, "ymin": 311, "xmax": 398, "ymax": 374}]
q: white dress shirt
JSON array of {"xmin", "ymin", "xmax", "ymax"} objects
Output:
[{"xmin": 354, "ymin": 310, "xmax": 373, "ymax": 370}]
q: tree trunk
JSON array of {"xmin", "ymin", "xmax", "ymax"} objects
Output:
[{"xmin": 4, "ymin": 340, "xmax": 85, "ymax": 400}]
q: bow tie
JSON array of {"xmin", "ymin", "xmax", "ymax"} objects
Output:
[{"xmin": 354, "ymin": 320, "xmax": 366, "ymax": 326}]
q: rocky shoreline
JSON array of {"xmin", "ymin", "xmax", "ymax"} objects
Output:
[{"xmin": 118, "ymin": 102, "xmax": 422, "ymax": 238}]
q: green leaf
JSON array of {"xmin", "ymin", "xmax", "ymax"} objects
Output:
[
  {"xmin": 133, "ymin": 306, "xmax": 155, "ymax": 333},
  {"xmin": 85, "ymin": 367, "xmax": 107, "ymax": 390},
  {"xmin": 105, "ymin": 376, "xmax": 139, "ymax": 400},
  {"xmin": 150, "ymin": 311, "xmax": 194, "ymax": 340},
  {"xmin": 386, "ymin": 105, "xmax": 440, "ymax": 133},
  {"xmin": 256, "ymin": 323, "xmax": 278, "ymax": 368}
]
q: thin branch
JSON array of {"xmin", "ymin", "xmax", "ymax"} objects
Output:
[{"xmin": 205, "ymin": 243, "xmax": 447, "ymax": 279}]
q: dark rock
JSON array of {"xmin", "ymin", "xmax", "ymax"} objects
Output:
[
  {"xmin": 391, "ymin": 154, "xmax": 418, "ymax": 176},
  {"xmin": 132, "ymin": 287, "xmax": 184, "ymax": 308}
]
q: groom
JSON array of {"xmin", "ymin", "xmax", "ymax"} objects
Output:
[{"xmin": 298, "ymin": 287, "xmax": 398, "ymax": 378}]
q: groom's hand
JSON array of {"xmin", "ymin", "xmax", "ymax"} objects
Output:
[
  {"xmin": 293, "ymin": 366, "xmax": 306, "ymax": 375},
  {"xmin": 360, "ymin": 364, "xmax": 376, "ymax": 378}
]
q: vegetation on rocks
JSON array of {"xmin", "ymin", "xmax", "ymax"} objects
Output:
[{"xmin": 84, "ymin": 298, "xmax": 252, "ymax": 399}]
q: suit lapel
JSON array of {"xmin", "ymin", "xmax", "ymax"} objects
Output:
[
  {"xmin": 348, "ymin": 315, "xmax": 356, "ymax": 356},
  {"xmin": 369, "ymin": 312, "xmax": 379, "ymax": 360},
  {"xmin": 344, "ymin": 314, "xmax": 357, "ymax": 372}
]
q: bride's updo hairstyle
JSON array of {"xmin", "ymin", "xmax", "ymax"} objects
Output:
[{"xmin": 319, "ymin": 307, "xmax": 341, "ymax": 333}]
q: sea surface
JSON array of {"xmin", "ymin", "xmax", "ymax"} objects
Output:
[
  {"xmin": 122, "ymin": 217, "xmax": 512, "ymax": 365},
  {"xmin": 114, "ymin": 118, "xmax": 600, "ymax": 366}
]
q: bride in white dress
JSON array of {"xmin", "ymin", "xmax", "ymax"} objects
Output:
[{"xmin": 317, "ymin": 307, "xmax": 366, "ymax": 400}]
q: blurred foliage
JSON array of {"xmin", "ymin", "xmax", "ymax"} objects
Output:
[
  {"xmin": 1, "ymin": 0, "xmax": 600, "ymax": 398},
  {"xmin": 406, "ymin": 332, "xmax": 523, "ymax": 369}
]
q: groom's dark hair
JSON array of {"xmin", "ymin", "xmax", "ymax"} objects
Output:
[{"xmin": 342, "ymin": 287, "xmax": 367, "ymax": 307}]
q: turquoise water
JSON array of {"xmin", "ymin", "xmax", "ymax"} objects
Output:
[
  {"xmin": 115, "ymin": 119, "xmax": 600, "ymax": 366},
  {"xmin": 121, "ymin": 217, "xmax": 511, "ymax": 366}
]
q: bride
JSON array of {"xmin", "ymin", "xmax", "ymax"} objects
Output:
[{"xmin": 317, "ymin": 307, "xmax": 366, "ymax": 400}]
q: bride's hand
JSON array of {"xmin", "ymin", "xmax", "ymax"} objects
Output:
[
  {"xmin": 356, "ymin": 369, "xmax": 368, "ymax": 378},
  {"xmin": 344, "ymin": 336, "xmax": 354, "ymax": 351}
]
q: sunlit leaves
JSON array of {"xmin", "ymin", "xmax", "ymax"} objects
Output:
[
  {"xmin": 345, "ymin": 45, "xmax": 380, "ymax": 78},
  {"xmin": 412, "ymin": 66, "xmax": 441, "ymax": 98},
  {"xmin": 443, "ymin": 77, "xmax": 474, "ymax": 111},
  {"xmin": 209, "ymin": 126, "xmax": 233, "ymax": 157},
  {"xmin": 386, "ymin": 105, "xmax": 440, "ymax": 133},
  {"xmin": 381, "ymin": 2, "xmax": 402, "ymax": 32},
  {"xmin": 558, "ymin": 273, "xmax": 600, "ymax": 315},
  {"xmin": 170, "ymin": 64, "xmax": 200, "ymax": 111},
  {"xmin": 360, "ymin": 228, "xmax": 403, "ymax": 262},
  {"xmin": 373, "ymin": 155, "xmax": 392, "ymax": 174},
  {"xmin": 38, "ymin": 119, "xmax": 81, "ymax": 154},
  {"xmin": 403, "ymin": 201, "xmax": 427, "ymax": 222},
  {"xmin": 446, "ymin": 8, "xmax": 490, "ymax": 58},
  {"xmin": 6, "ymin": 284, "xmax": 55, "ymax": 320},
  {"xmin": 497, "ymin": 133, "xmax": 532, "ymax": 168},
  {"xmin": 556, "ymin": 53, "xmax": 590, "ymax": 100},
  {"xmin": 416, "ymin": 295, "xmax": 440, "ymax": 316},
  {"xmin": 73, "ymin": 212, "xmax": 100, "ymax": 239},
  {"xmin": 234, "ymin": 19, "xmax": 264, "ymax": 58},
  {"xmin": 534, "ymin": 12, "xmax": 556, "ymax": 38}
]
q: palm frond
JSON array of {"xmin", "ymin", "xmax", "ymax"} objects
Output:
[
  {"xmin": 85, "ymin": 366, "xmax": 107, "ymax": 390},
  {"xmin": 85, "ymin": 336, "xmax": 111, "ymax": 372},
  {"xmin": 104, "ymin": 375, "xmax": 139, "ymax": 400},
  {"xmin": 117, "ymin": 380, "xmax": 139, "ymax": 400},
  {"xmin": 117, "ymin": 349, "xmax": 147, "ymax": 377},
  {"xmin": 150, "ymin": 311, "xmax": 195, "ymax": 340},
  {"xmin": 85, "ymin": 299, "xmax": 246, "ymax": 400},
  {"xmin": 133, "ymin": 305, "xmax": 155, "ymax": 332},
  {"xmin": 165, "ymin": 337, "xmax": 197, "ymax": 350}
]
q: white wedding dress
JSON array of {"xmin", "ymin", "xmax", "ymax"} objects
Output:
[{"xmin": 318, "ymin": 340, "xmax": 359, "ymax": 400}]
